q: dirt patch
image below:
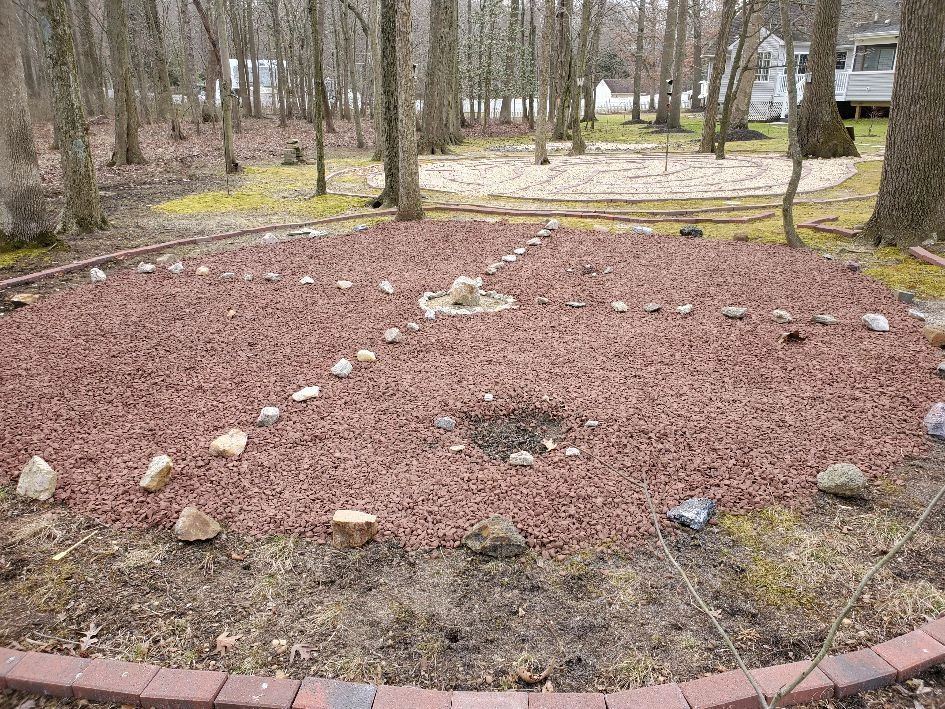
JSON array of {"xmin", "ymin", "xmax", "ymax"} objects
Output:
[
  {"xmin": 468, "ymin": 406, "xmax": 565, "ymax": 460},
  {"xmin": 725, "ymin": 128, "xmax": 770, "ymax": 142}
]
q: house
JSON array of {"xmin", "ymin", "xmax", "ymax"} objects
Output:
[
  {"xmin": 594, "ymin": 78, "xmax": 691, "ymax": 113},
  {"xmin": 704, "ymin": 0, "xmax": 901, "ymax": 120}
]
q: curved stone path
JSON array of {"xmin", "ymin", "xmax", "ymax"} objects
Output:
[
  {"xmin": 2, "ymin": 617, "xmax": 944, "ymax": 707},
  {"xmin": 363, "ymin": 154, "xmax": 858, "ymax": 201}
]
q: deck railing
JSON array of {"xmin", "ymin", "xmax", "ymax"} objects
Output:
[{"xmin": 775, "ymin": 70, "xmax": 848, "ymax": 99}]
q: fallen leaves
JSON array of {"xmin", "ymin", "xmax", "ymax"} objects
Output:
[
  {"xmin": 215, "ymin": 631, "xmax": 242, "ymax": 655},
  {"xmin": 79, "ymin": 622, "xmax": 101, "ymax": 651},
  {"xmin": 290, "ymin": 642, "xmax": 315, "ymax": 664}
]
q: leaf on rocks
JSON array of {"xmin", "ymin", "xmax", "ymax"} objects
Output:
[
  {"xmin": 777, "ymin": 330, "xmax": 807, "ymax": 345},
  {"xmin": 541, "ymin": 438, "xmax": 557, "ymax": 451},
  {"xmin": 290, "ymin": 642, "xmax": 315, "ymax": 663},
  {"xmin": 79, "ymin": 622, "xmax": 101, "ymax": 651},
  {"xmin": 215, "ymin": 631, "xmax": 242, "ymax": 655}
]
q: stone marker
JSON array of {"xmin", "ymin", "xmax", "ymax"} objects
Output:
[
  {"xmin": 483, "ymin": 392, "xmax": 494, "ymax": 402},
  {"xmin": 462, "ymin": 516, "xmax": 527, "ymax": 558},
  {"xmin": 260, "ymin": 233, "xmax": 279, "ymax": 245},
  {"xmin": 676, "ymin": 304, "xmax": 693, "ymax": 315},
  {"xmin": 337, "ymin": 280, "xmax": 354, "ymax": 289},
  {"xmin": 384, "ymin": 328, "xmax": 402, "ymax": 343},
  {"xmin": 450, "ymin": 444, "xmax": 466, "ymax": 452},
  {"xmin": 220, "ymin": 272, "xmax": 237, "ymax": 281},
  {"xmin": 721, "ymin": 306, "xmax": 746, "ymax": 319},
  {"xmin": 332, "ymin": 510, "xmax": 378, "ymax": 548},
  {"xmin": 195, "ymin": 266, "xmax": 210, "ymax": 276},
  {"xmin": 256, "ymin": 406, "xmax": 280, "ymax": 427},
  {"xmin": 331, "ymin": 358, "xmax": 353, "ymax": 377},
  {"xmin": 923, "ymin": 402, "xmax": 945, "ymax": 440},
  {"xmin": 137, "ymin": 262, "xmax": 156, "ymax": 273},
  {"xmin": 168, "ymin": 262, "xmax": 184, "ymax": 275},
  {"xmin": 243, "ymin": 273, "xmax": 253, "ymax": 282},
  {"xmin": 513, "ymin": 247, "xmax": 527, "ymax": 255},
  {"xmin": 862, "ymin": 313, "xmax": 889, "ymax": 332},
  {"xmin": 292, "ymin": 386, "xmax": 321, "ymax": 402},
  {"xmin": 508, "ymin": 451, "xmax": 534, "ymax": 466},
  {"xmin": 817, "ymin": 463, "xmax": 868, "ymax": 498},
  {"xmin": 536, "ymin": 229, "xmax": 552, "ymax": 237},
  {"xmin": 772, "ymin": 309, "xmax": 793, "ymax": 324},
  {"xmin": 299, "ymin": 276, "xmax": 315, "ymax": 285},
  {"xmin": 564, "ymin": 447, "xmax": 580, "ymax": 457},
  {"xmin": 356, "ymin": 350, "xmax": 377, "ymax": 363},
  {"xmin": 407, "ymin": 322, "xmax": 421, "ymax": 331},
  {"xmin": 354, "ymin": 224, "xmax": 369, "ymax": 232},
  {"xmin": 813, "ymin": 314, "xmax": 838, "ymax": 326},
  {"xmin": 174, "ymin": 507, "xmax": 221, "ymax": 541},
  {"xmin": 643, "ymin": 302, "xmax": 661, "ymax": 313},
  {"xmin": 90, "ymin": 267, "xmax": 107, "ymax": 283},
  {"xmin": 10, "ymin": 293, "xmax": 41, "ymax": 307},
  {"xmin": 923, "ymin": 324, "xmax": 945, "ymax": 347},
  {"xmin": 435, "ymin": 416, "xmax": 456, "ymax": 431},
  {"xmin": 536, "ymin": 297, "xmax": 549, "ymax": 305},
  {"xmin": 611, "ymin": 301, "xmax": 629, "ymax": 313},
  {"xmin": 140, "ymin": 454, "xmax": 173, "ymax": 492},
  {"xmin": 501, "ymin": 254, "xmax": 517, "ymax": 263},
  {"xmin": 896, "ymin": 290, "xmax": 915, "ymax": 304},
  {"xmin": 209, "ymin": 429, "xmax": 248, "ymax": 458},
  {"xmin": 527, "ymin": 237, "xmax": 542, "ymax": 246},
  {"xmin": 16, "ymin": 456, "xmax": 58, "ymax": 501},
  {"xmin": 585, "ymin": 420, "xmax": 600, "ymax": 428},
  {"xmin": 378, "ymin": 280, "xmax": 396, "ymax": 295},
  {"xmin": 679, "ymin": 226, "xmax": 703, "ymax": 238},
  {"xmin": 264, "ymin": 272, "xmax": 281, "ymax": 282},
  {"xmin": 449, "ymin": 276, "xmax": 482, "ymax": 306},
  {"xmin": 667, "ymin": 498, "xmax": 717, "ymax": 530},
  {"xmin": 908, "ymin": 309, "xmax": 927, "ymax": 321},
  {"xmin": 631, "ymin": 225, "xmax": 654, "ymax": 236},
  {"xmin": 564, "ymin": 301, "xmax": 586, "ymax": 308},
  {"xmin": 545, "ymin": 219, "xmax": 560, "ymax": 231}
]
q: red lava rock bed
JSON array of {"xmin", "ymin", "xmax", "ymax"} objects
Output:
[{"xmin": 0, "ymin": 220, "xmax": 941, "ymax": 555}]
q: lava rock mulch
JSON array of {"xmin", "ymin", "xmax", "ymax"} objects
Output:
[{"xmin": 0, "ymin": 221, "xmax": 941, "ymax": 556}]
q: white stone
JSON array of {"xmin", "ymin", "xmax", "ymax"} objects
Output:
[
  {"xmin": 536, "ymin": 229, "xmax": 552, "ymax": 237},
  {"xmin": 502, "ymin": 254, "xmax": 517, "ymax": 263},
  {"xmin": 407, "ymin": 322, "xmax": 421, "ymax": 331},
  {"xmin": 813, "ymin": 313, "xmax": 838, "ymax": 325},
  {"xmin": 260, "ymin": 233, "xmax": 279, "ymax": 245},
  {"xmin": 16, "ymin": 456, "xmax": 58, "ymax": 501},
  {"xmin": 353, "ymin": 224, "xmax": 369, "ymax": 232},
  {"xmin": 564, "ymin": 447, "xmax": 581, "ymax": 457},
  {"xmin": 585, "ymin": 420, "xmax": 600, "ymax": 428},
  {"xmin": 209, "ymin": 429, "xmax": 248, "ymax": 458},
  {"xmin": 256, "ymin": 406, "xmax": 281, "ymax": 427},
  {"xmin": 631, "ymin": 225, "xmax": 654, "ymax": 236},
  {"xmin": 220, "ymin": 272, "xmax": 237, "ymax": 281},
  {"xmin": 174, "ymin": 507, "xmax": 222, "ymax": 541},
  {"xmin": 384, "ymin": 328, "xmax": 402, "ymax": 343},
  {"xmin": 195, "ymin": 266, "xmax": 210, "ymax": 276},
  {"xmin": 721, "ymin": 306, "xmax": 747, "ymax": 319},
  {"xmin": 483, "ymin": 393, "xmax": 494, "ymax": 402},
  {"xmin": 264, "ymin": 272, "xmax": 282, "ymax": 282},
  {"xmin": 10, "ymin": 293, "xmax": 40, "ymax": 306},
  {"xmin": 137, "ymin": 262, "xmax": 156, "ymax": 273},
  {"xmin": 513, "ymin": 247, "xmax": 527, "ymax": 255},
  {"xmin": 676, "ymin": 304, "xmax": 694, "ymax": 315},
  {"xmin": 508, "ymin": 451, "xmax": 535, "ymax": 466},
  {"xmin": 565, "ymin": 301, "xmax": 586, "ymax": 308},
  {"xmin": 612, "ymin": 301, "xmax": 629, "ymax": 313},
  {"xmin": 449, "ymin": 276, "xmax": 482, "ymax": 306},
  {"xmin": 299, "ymin": 276, "xmax": 315, "ymax": 285},
  {"xmin": 545, "ymin": 219, "xmax": 560, "ymax": 231},
  {"xmin": 331, "ymin": 358, "xmax": 353, "ymax": 377},
  {"xmin": 167, "ymin": 262, "xmax": 185, "ymax": 275},
  {"xmin": 243, "ymin": 273, "xmax": 253, "ymax": 282},
  {"xmin": 90, "ymin": 267, "xmax": 107, "ymax": 283},
  {"xmin": 378, "ymin": 280, "xmax": 395, "ymax": 295},
  {"xmin": 643, "ymin": 302, "xmax": 662, "ymax": 313},
  {"xmin": 908, "ymin": 309, "xmax": 927, "ymax": 321},
  {"xmin": 337, "ymin": 280, "xmax": 354, "ymax": 289},
  {"xmin": 292, "ymin": 386, "xmax": 321, "ymax": 402},
  {"xmin": 140, "ymin": 454, "xmax": 173, "ymax": 492},
  {"xmin": 424, "ymin": 309, "xmax": 437, "ymax": 320},
  {"xmin": 772, "ymin": 309, "xmax": 793, "ymax": 324},
  {"xmin": 862, "ymin": 313, "xmax": 889, "ymax": 332},
  {"xmin": 527, "ymin": 237, "xmax": 542, "ymax": 246},
  {"xmin": 356, "ymin": 349, "xmax": 377, "ymax": 362}
]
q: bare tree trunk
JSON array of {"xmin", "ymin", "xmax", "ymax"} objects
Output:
[
  {"xmin": 714, "ymin": 0, "xmax": 750, "ymax": 158},
  {"xmin": 778, "ymin": 0, "xmax": 803, "ymax": 247},
  {"xmin": 729, "ymin": 1, "xmax": 764, "ymax": 131},
  {"xmin": 862, "ymin": 0, "xmax": 945, "ymax": 247},
  {"xmin": 317, "ymin": 0, "xmax": 336, "ymax": 133},
  {"xmin": 72, "ymin": 0, "xmax": 106, "ymax": 116},
  {"xmin": 233, "ymin": 2, "xmax": 252, "ymax": 118},
  {"xmin": 247, "ymin": 2, "xmax": 263, "ymax": 117},
  {"xmin": 343, "ymin": 0, "xmax": 365, "ymax": 147},
  {"xmin": 569, "ymin": 0, "xmax": 592, "ymax": 154},
  {"xmin": 394, "ymin": 0, "xmax": 422, "ymax": 219},
  {"xmin": 194, "ymin": 0, "xmax": 240, "ymax": 172},
  {"xmin": 551, "ymin": 0, "xmax": 572, "ymax": 138},
  {"xmin": 308, "ymin": 0, "xmax": 326, "ymax": 193},
  {"xmin": 142, "ymin": 0, "xmax": 173, "ymax": 120},
  {"xmin": 631, "ymin": 0, "xmax": 644, "ymax": 121},
  {"xmin": 498, "ymin": 0, "xmax": 518, "ymax": 123},
  {"xmin": 654, "ymin": 0, "xmax": 677, "ymax": 124},
  {"xmin": 526, "ymin": 0, "xmax": 535, "ymax": 128},
  {"xmin": 0, "ymin": 0, "xmax": 55, "ymax": 246},
  {"xmin": 797, "ymin": 0, "xmax": 858, "ymax": 157},
  {"xmin": 370, "ymin": 0, "xmax": 384, "ymax": 158},
  {"xmin": 271, "ymin": 0, "xmax": 288, "ymax": 127},
  {"xmin": 481, "ymin": 0, "xmax": 497, "ymax": 129},
  {"xmin": 421, "ymin": 0, "xmax": 461, "ymax": 152},
  {"xmin": 689, "ymin": 0, "xmax": 702, "ymax": 110},
  {"xmin": 37, "ymin": 0, "xmax": 106, "ymax": 232},
  {"xmin": 581, "ymin": 0, "xmax": 603, "ymax": 123},
  {"xmin": 698, "ymin": 0, "xmax": 734, "ymax": 151},
  {"xmin": 178, "ymin": 0, "xmax": 202, "ymax": 132},
  {"xmin": 106, "ymin": 0, "xmax": 147, "ymax": 164},
  {"xmin": 667, "ymin": 0, "xmax": 688, "ymax": 128},
  {"xmin": 375, "ymin": 0, "xmax": 398, "ymax": 205},
  {"xmin": 534, "ymin": 0, "xmax": 553, "ymax": 164}
]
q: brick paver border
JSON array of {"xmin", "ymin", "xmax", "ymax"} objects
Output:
[{"xmin": 2, "ymin": 617, "xmax": 942, "ymax": 708}]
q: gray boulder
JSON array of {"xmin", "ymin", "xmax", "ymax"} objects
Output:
[
  {"xmin": 463, "ymin": 516, "xmax": 528, "ymax": 558},
  {"xmin": 923, "ymin": 402, "xmax": 945, "ymax": 440},
  {"xmin": 16, "ymin": 456, "xmax": 58, "ymax": 501},
  {"xmin": 862, "ymin": 313, "xmax": 889, "ymax": 332},
  {"xmin": 667, "ymin": 498, "xmax": 717, "ymax": 531},
  {"xmin": 817, "ymin": 463, "xmax": 868, "ymax": 498}
]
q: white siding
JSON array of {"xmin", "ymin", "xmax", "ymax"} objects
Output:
[
  {"xmin": 845, "ymin": 71, "xmax": 895, "ymax": 102},
  {"xmin": 717, "ymin": 31, "xmax": 784, "ymax": 104}
]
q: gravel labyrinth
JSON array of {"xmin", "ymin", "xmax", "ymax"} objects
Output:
[
  {"xmin": 364, "ymin": 153, "xmax": 858, "ymax": 200},
  {"xmin": 0, "ymin": 221, "xmax": 941, "ymax": 555}
]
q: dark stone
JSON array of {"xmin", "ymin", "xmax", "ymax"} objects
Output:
[
  {"xmin": 680, "ymin": 226, "xmax": 704, "ymax": 238},
  {"xmin": 667, "ymin": 498, "xmax": 717, "ymax": 531}
]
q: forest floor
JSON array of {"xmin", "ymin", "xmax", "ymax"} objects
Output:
[{"xmin": 1, "ymin": 112, "xmax": 944, "ymax": 709}]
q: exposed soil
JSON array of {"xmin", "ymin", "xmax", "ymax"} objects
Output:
[
  {"xmin": 0, "ymin": 221, "xmax": 942, "ymax": 557},
  {"xmin": 726, "ymin": 128, "xmax": 771, "ymax": 142},
  {"xmin": 644, "ymin": 126, "xmax": 695, "ymax": 134},
  {"xmin": 468, "ymin": 407, "xmax": 565, "ymax": 460}
]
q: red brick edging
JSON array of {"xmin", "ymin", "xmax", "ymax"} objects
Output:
[
  {"xmin": 797, "ymin": 215, "xmax": 861, "ymax": 239},
  {"xmin": 2, "ymin": 617, "xmax": 943, "ymax": 709},
  {"xmin": 907, "ymin": 246, "xmax": 945, "ymax": 269}
]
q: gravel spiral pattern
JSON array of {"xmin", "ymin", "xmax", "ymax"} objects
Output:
[{"xmin": 0, "ymin": 221, "xmax": 940, "ymax": 555}]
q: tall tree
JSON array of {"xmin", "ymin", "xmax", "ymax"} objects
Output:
[
  {"xmin": 698, "ymin": 0, "xmax": 734, "ymax": 151},
  {"xmin": 714, "ymin": 0, "xmax": 751, "ymax": 158},
  {"xmin": 374, "ymin": 0, "xmax": 399, "ymax": 205},
  {"xmin": 106, "ymin": 0, "xmax": 147, "ymax": 164},
  {"xmin": 0, "ymin": 0, "xmax": 55, "ymax": 246},
  {"xmin": 393, "ymin": 0, "xmax": 421, "ymax": 219},
  {"xmin": 37, "ymin": 0, "xmax": 106, "ymax": 232},
  {"xmin": 667, "ymin": 0, "xmax": 688, "ymax": 128},
  {"xmin": 271, "ymin": 0, "xmax": 289, "ymax": 127},
  {"xmin": 498, "ymin": 0, "xmax": 519, "ymax": 122},
  {"xmin": 689, "ymin": 0, "xmax": 702, "ymax": 111},
  {"xmin": 728, "ymin": 0, "xmax": 764, "ymax": 131},
  {"xmin": 193, "ymin": 0, "xmax": 240, "ymax": 172},
  {"xmin": 533, "ymin": 0, "xmax": 553, "ymax": 164},
  {"xmin": 797, "ymin": 0, "xmax": 858, "ymax": 157},
  {"xmin": 178, "ymin": 0, "xmax": 202, "ymax": 132},
  {"xmin": 142, "ymin": 0, "xmax": 174, "ymax": 119},
  {"xmin": 862, "ymin": 0, "xmax": 945, "ymax": 247},
  {"xmin": 630, "ymin": 0, "xmax": 645, "ymax": 122},
  {"xmin": 71, "ymin": 0, "xmax": 106, "ymax": 116},
  {"xmin": 246, "ymin": 2, "xmax": 263, "ymax": 118},
  {"xmin": 342, "ymin": 0, "xmax": 365, "ymax": 147},
  {"xmin": 421, "ymin": 0, "xmax": 462, "ymax": 152},
  {"xmin": 569, "ymin": 0, "xmax": 593, "ymax": 154},
  {"xmin": 308, "ymin": 0, "xmax": 327, "ymax": 193},
  {"xmin": 654, "ymin": 0, "xmax": 677, "ymax": 124},
  {"xmin": 778, "ymin": 0, "xmax": 803, "ymax": 247}
]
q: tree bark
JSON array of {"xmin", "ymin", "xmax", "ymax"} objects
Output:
[
  {"xmin": 247, "ymin": 2, "xmax": 263, "ymax": 117},
  {"xmin": 797, "ymin": 0, "xmax": 858, "ymax": 157},
  {"xmin": 394, "ymin": 0, "xmax": 422, "ymax": 219},
  {"xmin": 375, "ymin": 0, "xmax": 399, "ymax": 205},
  {"xmin": 569, "ymin": 0, "xmax": 592, "ymax": 154},
  {"xmin": 667, "ymin": 0, "xmax": 688, "ymax": 128},
  {"xmin": 178, "ymin": 0, "xmax": 202, "ymax": 132},
  {"xmin": 778, "ymin": 0, "xmax": 803, "ymax": 247},
  {"xmin": 631, "ymin": 0, "xmax": 644, "ymax": 121},
  {"xmin": 194, "ymin": 0, "xmax": 240, "ymax": 172},
  {"xmin": 343, "ymin": 0, "xmax": 365, "ymax": 146},
  {"xmin": 498, "ymin": 0, "xmax": 519, "ymax": 123},
  {"xmin": 481, "ymin": 0, "xmax": 497, "ymax": 129},
  {"xmin": 106, "ymin": 0, "xmax": 147, "ymax": 164},
  {"xmin": 421, "ymin": 0, "xmax": 461, "ymax": 152},
  {"xmin": 534, "ymin": 0, "xmax": 553, "ymax": 164},
  {"xmin": 142, "ymin": 0, "xmax": 173, "ymax": 120},
  {"xmin": 551, "ymin": 0, "xmax": 572, "ymax": 138},
  {"xmin": 689, "ymin": 0, "xmax": 702, "ymax": 110},
  {"xmin": 862, "ymin": 0, "xmax": 945, "ymax": 247},
  {"xmin": 729, "ymin": 1, "xmax": 764, "ymax": 131},
  {"xmin": 581, "ymin": 0, "xmax": 603, "ymax": 123},
  {"xmin": 714, "ymin": 0, "xmax": 750, "ymax": 158},
  {"xmin": 654, "ymin": 0, "xmax": 677, "ymax": 124},
  {"xmin": 698, "ymin": 0, "xmax": 734, "ymax": 151},
  {"xmin": 271, "ymin": 0, "xmax": 288, "ymax": 127},
  {"xmin": 0, "ymin": 0, "xmax": 55, "ymax": 246},
  {"xmin": 308, "ymin": 0, "xmax": 327, "ymax": 193},
  {"xmin": 71, "ymin": 0, "xmax": 106, "ymax": 116},
  {"xmin": 37, "ymin": 0, "xmax": 106, "ymax": 232}
]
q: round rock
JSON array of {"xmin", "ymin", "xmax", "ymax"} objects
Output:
[
  {"xmin": 462, "ymin": 515, "xmax": 527, "ymax": 558},
  {"xmin": 817, "ymin": 463, "xmax": 868, "ymax": 498},
  {"xmin": 862, "ymin": 313, "xmax": 889, "ymax": 332},
  {"xmin": 16, "ymin": 456, "xmax": 58, "ymax": 501},
  {"xmin": 174, "ymin": 506, "xmax": 222, "ymax": 541},
  {"xmin": 256, "ymin": 406, "xmax": 281, "ymax": 427}
]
